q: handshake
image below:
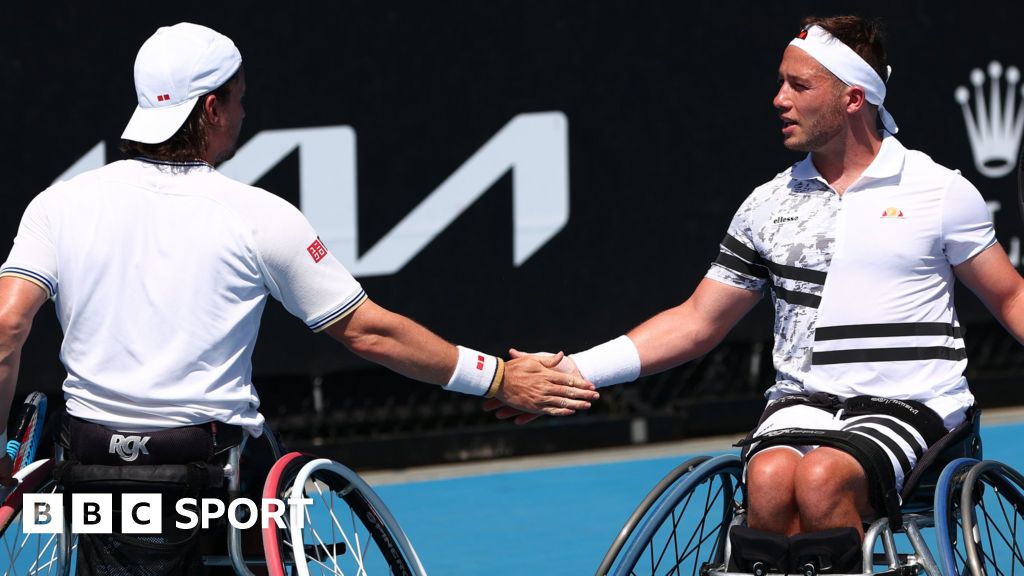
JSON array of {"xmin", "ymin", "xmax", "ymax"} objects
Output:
[{"xmin": 482, "ymin": 349, "xmax": 600, "ymax": 425}]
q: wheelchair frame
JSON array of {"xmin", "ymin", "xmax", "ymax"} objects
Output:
[
  {"xmin": 596, "ymin": 413, "xmax": 1024, "ymax": 576},
  {"xmin": 0, "ymin": 422, "xmax": 427, "ymax": 576}
]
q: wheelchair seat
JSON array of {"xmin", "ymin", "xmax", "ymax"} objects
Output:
[
  {"xmin": 898, "ymin": 407, "xmax": 983, "ymax": 513},
  {"xmin": 0, "ymin": 420, "xmax": 429, "ymax": 576}
]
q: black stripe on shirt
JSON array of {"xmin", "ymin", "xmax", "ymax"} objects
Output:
[
  {"xmin": 812, "ymin": 346, "xmax": 967, "ymax": 365},
  {"xmin": 772, "ymin": 285, "xmax": 821, "ymax": 308},
  {"xmin": 721, "ymin": 234, "xmax": 761, "ymax": 264},
  {"xmin": 715, "ymin": 252, "xmax": 769, "ymax": 279},
  {"xmin": 763, "ymin": 260, "xmax": 828, "ymax": 285},
  {"xmin": 815, "ymin": 322, "xmax": 963, "ymax": 341},
  {"xmin": 721, "ymin": 235, "xmax": 826, "ymax": 285}
]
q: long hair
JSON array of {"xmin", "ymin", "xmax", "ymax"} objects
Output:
[{"xmin": 119, "ymin": 71, "xmax": 239, "ymax": 162}]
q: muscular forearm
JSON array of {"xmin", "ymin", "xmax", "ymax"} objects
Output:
[
  {"xmin": 345, "ymin": 309, "xmax": 458, "ymax": 385},
  {"xmin": 326, "ymin": 299, "xmax": 457, "ymax": 385},
  {"xmin": 0, "ymin": 350, "xmax": 20, "ymax": 432},
  {"xmin": 991, "ymin": 286, "xmax": 1024, "ymax": 345},
  {"xmin": 0, "ymin": 278, "xmax": 44, "ymax": 433},
  {"xmin": 328, "ymin": 298, "xmax": 598, "ymax": 416},
  {"xmin": 566, "ymin": 279, "xmax": 761, "ymax": 388},
  {"xmin": 0, "ymin": 325, "xmax": 30, "ymax": 432},
  {"xmin": 628, "ymin": 300, "xmax": 731, "ymax": 376},
  {"xmin": 629, "ymin": 279, "xmax": 762, "ymax": 376}
]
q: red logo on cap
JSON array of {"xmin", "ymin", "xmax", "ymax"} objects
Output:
[
  {"xmin": 307, "ymin": 238, "xmax": 328, "ymax": 263},
  {"xmin": 797, "ymin": 29, "xmax": 808, "ymax": 40},
  {"xmin": 476, "ymin": 355, "xmax": 485, "ymax": 370},
  {"xmin": 156, "ymin": 94, "xmax": 171, "ymax": 102}
]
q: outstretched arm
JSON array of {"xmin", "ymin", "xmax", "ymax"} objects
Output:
[
  {"xmin": 627, "ymin": 278, "xmax": 763, "ymax": 375},
  {"xmin": 323, "ymin": 298, "xmax": 599, "ymax": 416},
  {"xmin": 490, "ymin": 278, "xmax": 761, "ymax": 422}
]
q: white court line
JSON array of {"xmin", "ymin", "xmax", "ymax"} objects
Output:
[{"xmin": 360, "ymin": 405, "xmax": 1024, "ymax": 486}]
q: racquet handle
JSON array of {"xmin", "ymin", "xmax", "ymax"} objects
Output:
[{"xmin": 6, "ymin": 403, "xmax": 36, "ymax": 460}]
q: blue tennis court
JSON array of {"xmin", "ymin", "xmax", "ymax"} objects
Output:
[{"xmin": 374, "ymin": 418, "xmax": 1024, "ymax": 575}]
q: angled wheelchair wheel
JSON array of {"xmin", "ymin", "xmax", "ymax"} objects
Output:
[
  {"xmin": 596, "ymin": 456, "xmax": 713, "ymax": 575},
  {"xmin": 602, "ymin": 454, "xmax": 744, "ymax": 576},
  {"xmin": 0, "ymin": 459, "xmax": 74, "ymax": 576},
  {"xmin": 262, "ymin": 452, "xmax": 426, "ymax": 576},
  {"xmin": 960, "ymin": 460, "xmax": 1024, "ymax": 576},
  {"xmin": 933, "ymin": 457, "xmax": 979, "ymax": 576}
]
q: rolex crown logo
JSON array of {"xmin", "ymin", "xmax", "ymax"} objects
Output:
[{"xmin": 954, "ymin": 61, "xmax": 1024, "ymax": 178}]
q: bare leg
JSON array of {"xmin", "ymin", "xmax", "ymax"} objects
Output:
[
  {"xmin": 746, "ymin": 447, "xmax": 802, "ymax": 535},
  {"xmin": 794, "ymin": 447, "xmax": 872, "ymax": 537}
]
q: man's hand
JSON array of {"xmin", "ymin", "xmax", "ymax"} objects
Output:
[
  {"xmin": 489, "ymin": 352, "xmax": 597, "ymax": 423},
  {"xmin": 508, "ymin": 348, "xmax": 580, "ymax": 375},
  {"xmin": 0, "ymin": 454, "xmax": 16, "ymax": 489},
  {"xmin": 484, "ymin": 350, "xmax": 592, "ymax": 424}
]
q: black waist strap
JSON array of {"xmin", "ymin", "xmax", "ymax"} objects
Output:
[{"xmin": 55, "ymin": 461, "xmax": 225, "ymax": 495}]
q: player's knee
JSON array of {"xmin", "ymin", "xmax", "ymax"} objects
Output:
[
  {"xmin": 747, "ymin": 449, "xmax": 799, "ymax": 516},
  {"xmin": 748, "ymin": 448, "xmax": 800, "ymax": 489},
  {"xmin": 794, "ymin": 450, "xmax": 864, "ymax": 507}
]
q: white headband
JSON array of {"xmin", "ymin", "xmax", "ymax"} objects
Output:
[{"xmin": 789, "ymin": 24, "xmax": 898, "ymax": 134}]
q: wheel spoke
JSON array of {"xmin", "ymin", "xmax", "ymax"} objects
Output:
[
  {"xmin": 275, "ymin": 457, "xmax": 420, "ymax": 576},
  {"xmin": 962, "ymin": 463, "xmax": 1024, "ymax": 576},
  {"xmin": 610, "ymin": 457, "xmax": 743, "ymax": 576},
  {"xmin": 977, "ymin": 490, "xmax": 1024, "ymax": 565}
]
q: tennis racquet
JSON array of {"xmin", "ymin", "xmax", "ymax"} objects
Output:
[{"xmin": 6, "ymin": 391, "xmax": 47, "ymax": 473}]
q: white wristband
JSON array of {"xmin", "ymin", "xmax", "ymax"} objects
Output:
[
  {"xmin": 445, "ymin": 346, "xmax": 505, "ymax": 397},
  {"xmin": 570, "ymin": 335, "xmax": 641, "ymax": 388}
]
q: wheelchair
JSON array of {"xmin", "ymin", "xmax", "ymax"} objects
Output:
[
  {"xmin": 0, "ymin": 401, "xmax": 427, "ymax": 576},
  {"xmin": 596, "ymin": 409, "xmax": 1024, "ymax": 576}
]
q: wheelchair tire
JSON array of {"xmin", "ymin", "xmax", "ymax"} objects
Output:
[
  {"xmin": 960, "ymin": 460, "xmax": 1024, "ymax": 576},
  {"xmin": 0, "ymin": 458, "xmax": 74, "ymax": 575},
  {"xmin": 262, "ymin": 452, "xmax": 425, "ymax": 576},
  {"xmin": 933, "ymin": 457, "xmax": 979, "ymax": 576},
  {"xmin": 606, "ymin": 454, "xmax": 744, "ymax": 576},
  {"xmin": 596, "ymin": 455, "xmax": 713, "ymax": 575}
]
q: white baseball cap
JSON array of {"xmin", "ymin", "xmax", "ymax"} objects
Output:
[{"xmin": 121, "ymin": 23, "xmax": 242, "ymax": 144}]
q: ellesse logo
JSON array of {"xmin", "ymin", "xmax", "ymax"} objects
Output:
[{"xmin": 880, "ymin": 207, "xmax": 904, "ymax": 219}]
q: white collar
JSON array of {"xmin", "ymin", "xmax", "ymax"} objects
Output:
[{"xmin": 791, "ymin": 135, "xmax": 906, "ymax": 185}]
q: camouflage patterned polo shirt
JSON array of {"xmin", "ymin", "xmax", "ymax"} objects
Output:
[{"xmin": 706, "ymin": 136, "xmax": 996, "ymax": 427}]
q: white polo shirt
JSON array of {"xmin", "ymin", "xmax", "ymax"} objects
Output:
[
  {"xmin": 707, "ymin": 136, "xmax": 996, "ymax": 428},
  {"xmin": 0, "ymin": 158, "xmax": 367, "ymax": 434}
]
